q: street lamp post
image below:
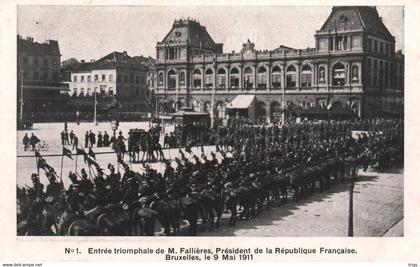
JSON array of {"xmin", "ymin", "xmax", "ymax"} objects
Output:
[
  {"xmin": 19, "ymin": 69, "xmax": 24, "ymax": 121},
  {"xmin": 281, "ymin": 82, "xmax": 286, "ymax": 125},
  {"xmin": 348, "ymin": 178, "xmax": 355, "ymax": 237},
  {"xmin": 93, "ymin": 90, "xmax": 97, "ymax": 125}
]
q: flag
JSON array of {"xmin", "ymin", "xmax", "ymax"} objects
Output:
[
  {"xmin": 76, "ymin": 147, "xmax": 86, "ymax": 155},
  {"xmin": 88, "ymin": 147, "xmax": 96, "ymax": 160},
  {"xmin": 63, "ymin": 147, "xmax": 73, "ymax": 160},
  {"xmin": 117, "ymin": 155, "xmax": 129, "ymax": 171},
  {"xmin": 37, "ymin": 157, "xmax": 56, "ymax": 174}
]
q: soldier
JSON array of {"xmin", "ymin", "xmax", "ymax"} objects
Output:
[
  {"xmin": 45, "ymin": 171, "xmax": 63, "ymax": 198},
  {"xmin": 103, "ymin": 131, "xmax": 110, "ymax": 147},
  {"xmin": 29, "ymin": 133, "xmax": 40, "ymax": 151},
  {"xmin": 97, "ymin": 131, "xmax": 103, "ymax": 147},
  {"xmin": 89, "ymin": 130, "xmax": 96, "ymax": 148},
  {"xmin": 28, "ymin": 173, "xmax": 44, "ymax": 201},
  {"xmin": 84, "ymin": 131, "xmax": 89, "ymax": 148},
  {"xmin": 73, "ymin": 135, "xmax": 79, "ymax": 150},
  {"xmin": 69, "ymin": 130, "xmax": 75, "ymax": 145},
  {"xmin": 23, "ymin": 133, "xmax": 29, "ymax": 151},
  {"xmin": 79, "ymin": 168, "xmax": 93, "ymax": 195}
]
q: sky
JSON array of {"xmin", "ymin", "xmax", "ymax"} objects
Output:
[{"xmin": 17, "ymin": 5, "xmax": 404, "ymax": 62}]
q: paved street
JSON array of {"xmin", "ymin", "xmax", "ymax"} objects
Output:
[{"xmin": 200, "ymin": 169, "xmax": 403, "ymax": 237}]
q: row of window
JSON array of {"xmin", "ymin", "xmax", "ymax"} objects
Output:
[
  {"xmin": 72, "ymin": 88, "xmax": 114, "ymax": 96},
  {"xmin": 367, "ymin": 59, "xmax": 403, "ymax": 89},
  {"xmin": 159, "ymin": 63, "xmax": 358, "ymax": 89},
  {"xmin": 21, "ymin": 70, "xmax": 59, "ymax": 81},
  {"xmin": 367, "ymin": 39, "xmax": 395, "ymax": 56},
  {"xmin": 22, "ymin": 56, "xmax": 58, "ymax": 67},
  {"xmin": 73, "ymin": 74, "xmax": 146, "ymax": 84}
]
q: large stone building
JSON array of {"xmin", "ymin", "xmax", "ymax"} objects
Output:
[
  {"xmin": 154, "ymin": 6, "xmax": 404, "ymax": 121},
  {"xmin": 68, "ymin": 51, "xmax": 149, "ymax": 112},
  {"xmin": 17, "ymin": 35, "xmax": 66, "ymax": 122}
]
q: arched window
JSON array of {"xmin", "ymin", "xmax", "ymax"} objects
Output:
[
  {"xmin": 205, "ymin": 68, "xmax": 214, "ymax": 88},
  {"xmin": 180, "ymin": 71, "xmax": 185, "ymax": 85},
  {"xmin": 217, "ymin": 68, "xmax": 226, "ymax": 88},
  {"xmin": 352, "ymin": 65, "xmax": 359, "ymax": 82},
  {"xmin": 257, "ymin": 66, "xmax": 268, "ymax": 89},
  {"xmin": 332, "ymin": 63, "xmax": 346, "ymax": 86},
  {"xmin": 158, "ymin": 72, "xmax": 163, "ymax": 85},
  {"xmin": 271, "ymin": 65, "xmax": 282, "ymax": 89},
  {"xmin": 193, "ymin": 69, "xmax": 202, "ymax": 89},
  {"xmin": 301, "ymin": 65, "xmax": 312, "ymax": 88},
  {"xmin": 169, "ymin": 48, "xmax": 176, "ymax": 60},
  {"xmin": 167, "ymin": 69, "xmax": 176, "ymax": 89},
  {"xmin": 286, "ymin": 65, "xmax": 297, "ymax": 87},
  {"xmin": 318, "ymin": 66, "xmax": 326, "ymax": 83},
  {"xmin": 230, "ymin": 67, "xmax": 240, "ymax": 88},
  {"xmin": 244, "ymin": 66, "xmax": 253, "ymax": 89}
]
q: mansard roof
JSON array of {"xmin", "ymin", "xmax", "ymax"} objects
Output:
[
  {"xmin": 159, "ymin": 19, "xmax": 222, "ymax": 51},
  {"xmin": 73, "ymin": 51, "xmax": 147, "ymax": 72},
  {"xmin": 317, "ymin": 6, "xmax": 395, "ymax": 41}
]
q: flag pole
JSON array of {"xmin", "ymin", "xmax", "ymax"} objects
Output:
[
  {"xmin": 60, "ymin": 146, "xmax": 64, "ymax": 185},
  {"xmin": 75, "ymin": 150, "xmax": 78, "ymax": 173},
  {"xmin": 35, "ymin": 150, "xmax": 40, "ymax": 178}
]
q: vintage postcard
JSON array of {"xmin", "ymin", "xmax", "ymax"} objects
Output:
[{"xmin": 0, "ymin": 0, "xmax": 419, "ymax": 264}]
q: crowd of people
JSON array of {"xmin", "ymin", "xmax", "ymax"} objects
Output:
[{"xmin": 17, "ymin": 118, "xmax": 404, "ymax": 236}]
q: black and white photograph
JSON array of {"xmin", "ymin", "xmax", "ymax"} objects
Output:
[{"xmin": 15, "ymin": 5, "xmax": 404, "ymax": 237}]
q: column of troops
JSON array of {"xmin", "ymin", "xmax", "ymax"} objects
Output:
[{"xmin": 17, "ymin": 118, "xmax": 403, "ymax": 236}]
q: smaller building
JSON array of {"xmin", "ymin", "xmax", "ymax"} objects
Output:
[{"xmin": 67, "ymin": 51, "xmax": 149, "ymax": 112}]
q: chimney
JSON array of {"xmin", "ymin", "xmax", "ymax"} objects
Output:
[
  {"xmin": 81, "ymin": 60, "xmax": 85, "ymax": 63},
  {"xmin": 123, "ymin": 51, "xmax": 128, "ymax": 57}
]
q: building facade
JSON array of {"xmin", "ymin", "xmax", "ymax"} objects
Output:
[
  {"xmin": 154, "ymin": 6, "xmax": 404, "ymax": 121},
  {"xmin": 68, "ymin": 51, "xmax": 149, "ymax": 111},
  {"xmin": 17, "ymin": 35, "xmax": 66, "ymax": 121}
]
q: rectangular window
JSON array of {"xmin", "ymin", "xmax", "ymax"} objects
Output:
[
  {"xmin": 87, "ymin": 76, "xmax": 91, "ymax": 82},
  {"xmin": 385, "ymin": 62, "xmax": 389, "ymax": 88},
  {"xmin": 136, "ymin": 76, "xmax": 140, "ymax": 84},
  {"xmin": 102, "ymin": 74, "xmax": 106, "ymax": 82},
  {"xmin": 73, "ymin": 75, "xmax": 78, "ymax": 82},
  {"xmin": 301, "ymin": 74, "xmax": 312, "ymax": 87},
  {"xmin": 244, "ymin": 76, "xmax": 253, "ymax": 88},
  {"xmin": 205, "ymin": 76, "xmax": 213, "ymax": 87},
  {"xmin": 374, "ymin": 40, "xmax": 378, "ymax": 53},
  {"xmin": 373, "ymin": 60, "xmax": 378, "ymax": 88},
  {"xmin": 367, "ymin": 59, "xmax": 372, "ymax": 87},
  {"xmin": 257, "ymin": 75, "xmax": 267, "ymax": 89},
  {"xmin": 217, "ymin": 76, "xmax": 226, "ymax": 88},
  {"xmin": 380, "ymin": 42, "xmax": 384, "ymax": 55},
  {"xmin": 193, "ymin": 78, "xmax": 201, "ymax": 88},
  {"xmin": 272, "ymin": 75, "xmax": 281, "ymax": 88},
  {"xmin": 117, "ymin": 74, "xmax": 122, "ymax": 83},
  {"xmin": 109, "ymin": 74, "xmax": 113, "ymax": 82},
  {"xmin": 81, "ymin": 76, "xmax": 85, "ymax": 82},
  {"xmin": 230, "ymin": 76, "xmax": 239, "ymax": 88},
  {"xmin": 286, "ymin": 74, "xmax": 296, "ymax": 87},
  {"xmin": 141, "ymin": 77, "xmax": 145, "ymax": 84}
]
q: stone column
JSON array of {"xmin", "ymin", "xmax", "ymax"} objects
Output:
[{"xmin": 253, "ymin": 62, "xmax": 257, "ymax": 90}]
